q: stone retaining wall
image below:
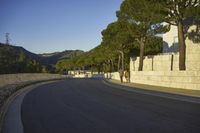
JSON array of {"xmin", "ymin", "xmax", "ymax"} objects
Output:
[
  {"xmin": 105, "ymin": 72, "xmax": 126, "ymax": 82},
  {"xmin": 131, "ymin": 40, "xmax": 200, "ymax": 71},
  {"xmin": 126, "ymin": 39, "xmax": 200, "ymax": 90},
  {"xmin": 130, "ymin": 71, "xmax": 200, "ymax": 90}
]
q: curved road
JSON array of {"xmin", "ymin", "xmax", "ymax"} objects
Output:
[{"xmin": 18, "ymin": 79, "xmax": 200, "ymax": 133}]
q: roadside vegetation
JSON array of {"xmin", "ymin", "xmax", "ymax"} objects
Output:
[
  {"xmin": 1, "ymin": 0, "xmax": 199, "ymax": 74},
  {"xmin": 0, "ymin": 44, "xmax": 46, "ymax": 74},
  {"xmin": 57, "ymin": 0, "xmax": 200, "ymax": 73},
  {"xmin": 0, "ymin": 44, "xmax": 84, "ymax": 74}
]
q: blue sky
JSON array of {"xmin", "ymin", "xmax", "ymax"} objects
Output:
[{"xmin": 0, "ymin": 0, "xmax": 122, "ymax": 53}]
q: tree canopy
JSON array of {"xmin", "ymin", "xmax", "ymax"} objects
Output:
[
  {"xmin": 56, "ymin": 0, "xmax": 172, "ymax": 73},
  {"xmin": 116, "ymin": 0, "xmax": 165, "ymax": 70},
  {"xmin": 151, "ymin": 0, "xmax": 200, "ymax": 70},
  {"xmin": 0, "ymin": 45, "xmax": 44, "ymax": 74}
]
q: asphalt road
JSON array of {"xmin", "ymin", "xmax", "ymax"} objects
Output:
[{"xmin": 21, "ymin": 79, "xmax": 200, "ymax": 133}]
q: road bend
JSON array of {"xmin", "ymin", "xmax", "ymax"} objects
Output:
[{"xmin": 20, "ymin": 79, "xmax": 200, "ymax": 133}]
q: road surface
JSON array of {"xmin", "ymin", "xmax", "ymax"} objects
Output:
[{"xmin": 20, "ymin": 79, "xmax": 200, "ymax": 133}]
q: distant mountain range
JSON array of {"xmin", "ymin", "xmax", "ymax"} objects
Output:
[
  {"xmin": 39, "ymin": 50, "xmax": 84, "ymax": 65},
  {"xmin": 0, "ymin": 43, "xmax": 84, "ymax": 66}
]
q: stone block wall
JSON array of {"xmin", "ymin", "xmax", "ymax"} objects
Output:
[
  {"xmin": 128, "ymin": 42, "xmax": 200, "ymax": 90},
  {"xmin": 131, "ymin": 40, "xmax": 200, "ymax": 71},
  {"xmin": 131, "ymin": 54, "xmax": 180, "ymax": 71},
  {"xmin": 130, "ymin": 71, "xmax": 200, "ymax": 90},
  {"xmin": 105, "ymin": 72, "xmax": 126, "ymax": 82}
]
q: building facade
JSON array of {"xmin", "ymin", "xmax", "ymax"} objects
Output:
[{"xmin": 162, "ymin": 25, "xmax": 179, "ymax": 53}]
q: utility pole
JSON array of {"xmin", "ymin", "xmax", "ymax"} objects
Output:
[{"xmin": 5, "ymin": 33, "xmax": 10, "ymax": 45}]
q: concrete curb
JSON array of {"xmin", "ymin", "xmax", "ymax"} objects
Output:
[
  {"xmin": 0, "ymin": 79, "xmax": 63, "ymax": 133},
  {"xmin": 103, "ymin": 79, "xmax": 200, "ymax": 104}
]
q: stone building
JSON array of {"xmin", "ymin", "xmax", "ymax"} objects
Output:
[{"xmin": 162, "ymin": 25, "xmax": 179, "ymax": 53}]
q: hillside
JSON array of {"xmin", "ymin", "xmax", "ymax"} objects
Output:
[
  {"xmin": 0, "ymin": 43, "xmax": 43, "ymax": 74},
  {"xmin": 39, "ymin": 50, "xmax": 84, "ymax": 65},
  {"xmin": 0, "ymin": 43, "xmax": 84, "ymax": 74},
  {"xmin": 0, "ymin": 43, "xmax": 41, "ymax": 61}
]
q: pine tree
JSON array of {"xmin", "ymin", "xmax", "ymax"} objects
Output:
[
  {"xmin": 151, "ymin": 0, "xmax": 200, "ymax": 70},
  {"xmin": 117, "ymin": 0, "xmax": 164, "ymax": 71}
]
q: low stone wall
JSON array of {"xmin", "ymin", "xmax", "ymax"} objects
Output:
[
  {"xmin": 105, "ymin": 72, "xmax": 126, "ymax": 82},
  {"xmin": 127, "ymin": 40, "xmax": 200, "ymax": 90},
  {"xmin": 111, "ymin": 72, "xmax": 120, "ymax": 81},
  {"xmin": 130, "ymin": 71, "xmax": 200, "ymax": 90},
  {"xmin": 0, "ymin": 73, "xmax": 65, "ymax": 88},
  {"xmin": 107, "ymin": 71, "xmax": 200, "ymax": 90},
  {"xmin": 130, "ymin": 41, "xmax": 200, "ymax": 71}
]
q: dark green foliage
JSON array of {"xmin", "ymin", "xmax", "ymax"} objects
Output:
[
  {"xmin": 150, "ymin": 0, "xmax": 200, "ymax": 70},
  {"xmin": 151, "ymin": 0, "xmax": 200, "ymax": 25},
  {"xmin": 56, "ymin": 0, "xmax": 164, "ymax": 72},
  {"xmin": 0, "ymin": 44, "xmax": 42, "ymax": 74},
  {"xmin": 0, "ymin": 43, "xmax": 85, "ymax": 74},
  {"xmin": 56, "ymin": 35, "xmax": 162, "ymax": 73},
  {"xmin": 145, "ymin": 36, "xmax": 163, "ymax": 55},
  {"xmin": 40, "ymin": 50, "xmax": 84, "ymax": 65},
  {"xmin": 117, "ymin": 0, "xmax": 165, "ymax": 71}
]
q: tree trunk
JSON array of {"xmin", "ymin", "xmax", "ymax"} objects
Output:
[
  {"xmin": 98, "ymin": 65, "xmax": 101, "ymax": 74},
  {"xmin": 91, "ymin": 68, "xmax": 93, "ymax": 75},
  {"xmin": 109, "ymin": 59, "xmax": 113, "ymax": 79},
  {"xmin": 120, "ymin": 51, "xmax": 124, "ymax": 72},
  {"xmin": 110, "ymin": 59, "xmax": 114, "ymax": 72},
  {"xmin": 118, "ymin": 55, "xmax": 121, "ymax": 71},
  {"xmin": 138, "ymin": 41, "xmax": 145, "ymax": 71},
  {"xmin": 178, "ymin": 21, "xmax": 186, "ymax": 70},
  {"xmin": 118, "ymin": 50, "xmax": 124, "ymax": 71},
  {"xmin": 109, "ymin": 60, "xmax": 112, "ymax": 73}
]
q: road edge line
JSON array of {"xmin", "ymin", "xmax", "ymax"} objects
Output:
[{"xmin": 0, "ymin": 79, "xmax": 63, "ymax": 133}]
